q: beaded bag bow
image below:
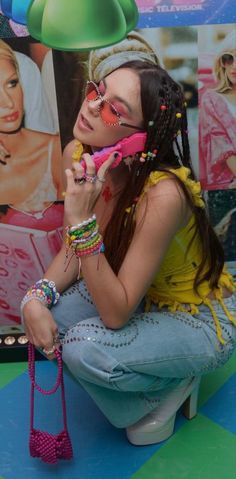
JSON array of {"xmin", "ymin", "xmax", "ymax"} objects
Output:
[{"xmin": 28, "ymin": 343, "xmax": 73, "ymax": 464}]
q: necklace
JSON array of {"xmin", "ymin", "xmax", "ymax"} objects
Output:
[{"xmin": 9, "ymin": 202, "xmax": 54, "ymax": 219}]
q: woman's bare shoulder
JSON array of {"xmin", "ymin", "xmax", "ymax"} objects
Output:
[
  {"xmin": 137, "ymin": 177, "xmax": 190, "ymax": 231},
  {"xmin": 63, "ymin": 139, "xmax": 78, "ymax": 158},
  {"xmin": 146, "ymin": 175, "xmax": 187, "ymax": 202}
]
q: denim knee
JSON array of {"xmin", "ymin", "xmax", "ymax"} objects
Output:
[
  {"xmin": 62, "ymin": 322, "xmax": 163, "ymax": 392},
  {"xmin": 62, "ymin": 325, "xmax": 123, "ymax": 387}
]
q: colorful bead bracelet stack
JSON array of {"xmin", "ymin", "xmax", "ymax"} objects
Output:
[
  {"xmin": 21, "ymin": 279, "xmax": 60, "ymax": 315},
  {"xmin": 65, "ymin": 214, "xmax": 105, "ymax": 258}
]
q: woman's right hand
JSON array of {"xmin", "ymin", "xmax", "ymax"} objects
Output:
[{"xmin": 23, "ymin": 300, "xmax": 59, "ymax": 358}]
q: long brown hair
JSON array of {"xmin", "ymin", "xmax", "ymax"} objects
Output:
[{"xmin": 103, "ymin": 61, "xmax": 224, "ymax": 291}]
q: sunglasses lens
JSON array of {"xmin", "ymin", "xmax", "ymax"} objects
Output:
[
  {"xmin": 85, "ymin": 82, "xmax": 119, "ymax": 126},
  {"xmin": 221, "ymin": 53, "xmax": 234, "ymax": 66},
  {"xmin": 86, "ymin": 83, "xmax": 99, "ymax": 101},
  {"xmin": 100, "ymin": 102, "xmax": 120, "ymax": 126}
]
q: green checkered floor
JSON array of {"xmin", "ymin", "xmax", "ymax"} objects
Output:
[{"xmin": 0, "ymin": 349, "xmax": 235, "ymax": 479}]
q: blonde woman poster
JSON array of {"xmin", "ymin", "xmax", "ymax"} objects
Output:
[
  {"xmin": 0, "ymin": 38, "xmax": 63, "ymax": 206},
  {"xmin": 198, "ymin": 26, "xmax": 236, "ymax": 190}
]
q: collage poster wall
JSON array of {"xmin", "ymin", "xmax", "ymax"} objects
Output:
[{"xmin": 0, "ymin": 3, "xmax": 235, "ymax": 338}]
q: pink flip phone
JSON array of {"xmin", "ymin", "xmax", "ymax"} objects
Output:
[{"xmin": 81, "ymin": 132, "xmax": 147, "ymax": 172}]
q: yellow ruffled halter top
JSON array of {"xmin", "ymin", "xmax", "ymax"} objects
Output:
[{"xmin": 141, "ymin": 167, "xmax": 236, "ymax": 345}]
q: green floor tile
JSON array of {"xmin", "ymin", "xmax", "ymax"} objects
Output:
[
  {"xmin": 0, "ymin": 362, "xmax": 27, "ymax": 389},
  {"xmin": 131, "ymin": 414, "xmax": 236, "ymax": 479},
  {"xmin": 199, "ymin": 350, "xmax": 236, "ymax": 407}
]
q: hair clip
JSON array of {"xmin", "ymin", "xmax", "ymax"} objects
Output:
[
  {"xmin": 148, "ymin": 120, "xmax": 154, "ymax": 127},
  {"xmin": 184, "ymin": 101, "xmax": 188, "ymax": 107},
  {"xmin": 176, "ymin": 112, "xmax": 182, "ymax": 119},
  {"xmin": 160, "ymin": 105, "xmax": 167, "ymax": 111}
]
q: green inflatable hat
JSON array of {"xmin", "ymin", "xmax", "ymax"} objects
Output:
[{"xmin": 27, "ymin": 0, "xmax": 139, "ymax": 51}]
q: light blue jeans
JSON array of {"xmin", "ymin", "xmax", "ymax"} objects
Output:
[{"xmin": 51, "ymin": 280, "xmax": 236, "ymax": 428}]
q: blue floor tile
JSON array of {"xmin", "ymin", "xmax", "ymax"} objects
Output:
[
  {"xmin": 0, "ymin": 361, "xmax": 166, "ymax": 479},
  {"xmin": 1, "ymin": 358, "xmax": 236, "ymax": 479},
  {"xmin": 201, "ymin": 373, "xmax": 236, "ymax": 435}
]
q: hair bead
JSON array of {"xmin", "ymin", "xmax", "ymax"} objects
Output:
[{"xmin": 140, "ymin": 152, "xmax": 147, "ymax": 162}]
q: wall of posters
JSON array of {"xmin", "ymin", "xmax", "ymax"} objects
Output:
[{"xmin": 0, "ymin": 3, "xmax": 235, "ymax": 350}]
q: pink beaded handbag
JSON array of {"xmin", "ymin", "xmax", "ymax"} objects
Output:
[{"xmin": 28, "ymin": 343, "xmax": 73, "ymax": 464}]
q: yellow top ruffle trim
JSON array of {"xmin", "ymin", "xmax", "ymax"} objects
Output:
[
  {"xmin": 72, "ymin": 140, "xmax": 84, "ymax": 162},
  {"xmin": 143, "ymin": 167, "xmax": 205, "ymax": 209},
  {"xmin": 145, "ymin": 279, "xmax": 236, "ymax": 346}
]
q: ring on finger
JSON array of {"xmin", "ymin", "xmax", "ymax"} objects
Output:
[
  {"xmin": 74, "ymin": 176, "xmax": 85, "ymax": 184},
  {"xmin": 53, "ymin": 333, "xmax": 60, "ymax": 345},
  {"xmin": 97, "ymin": 175, "xmax": 106, "ymax": 183},
  {"xmin": 85, "ymin": 174, "xmax": 97, "ymax": 184},
  {"xmin": 43, "ymin": 345, "xmax": 56, "ymax": 355}
]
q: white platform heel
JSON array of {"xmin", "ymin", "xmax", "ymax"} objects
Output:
[
  {"xmin": 126, "ymin": 377, "xmax": 201, "ymax": 446},
  {"xmin": 182, "ymin": 377, "xmax": 201, "ymax": 420}
]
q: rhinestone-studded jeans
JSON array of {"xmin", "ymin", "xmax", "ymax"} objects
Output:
[{"xmin": 51, "ymin": 280, "xmax": 236, "ymax": 428}]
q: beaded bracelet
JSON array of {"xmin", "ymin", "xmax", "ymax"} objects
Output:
[
  {"xmin": 21, "ymin": 279, "xmax": 60, "ymax": 317},
  {"xmin": 30, "ymin": 279, "xmax": 59, "ymax": 305},
  {"xmin": 75, "ymin": 240, "xmax": 105, "ymax": 257},
  {"xmin": 71, "ymin": 228, "xmax": 99, "ymax": 244},
  {"xmin": 65, "ymin": 215, "xmax": 105, "ymax": 262},
  {"xmin": 69, "ymin": 214, "xmax": 97, "ymax": 232}
]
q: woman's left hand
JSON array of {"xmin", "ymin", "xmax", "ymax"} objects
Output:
[{"xmin": 64, "ymin": 151, "xmax": 117, "ymax": 225}]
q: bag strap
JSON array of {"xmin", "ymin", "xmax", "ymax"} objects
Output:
[{"xmin": 28, "ymin": 343, "xmax": 69, "ymax": 432}]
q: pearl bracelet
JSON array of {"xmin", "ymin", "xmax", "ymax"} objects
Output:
[{"xmin": 69, "ymin": 214, "xmax": 97, "ymax": 232}]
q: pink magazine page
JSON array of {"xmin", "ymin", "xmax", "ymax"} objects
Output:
[{"xmin": 0, "ymin": 223, "xmax": 63, "ymax": 324}]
